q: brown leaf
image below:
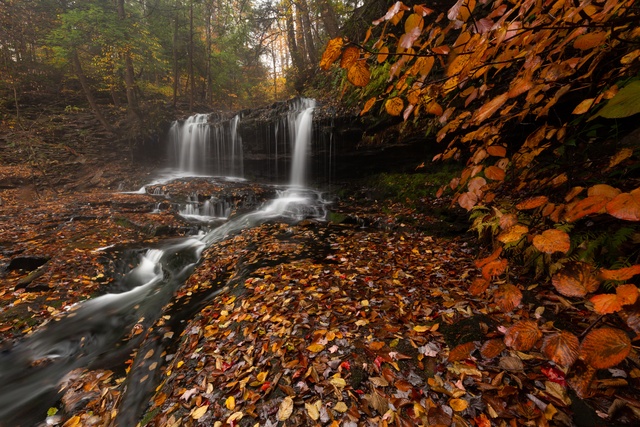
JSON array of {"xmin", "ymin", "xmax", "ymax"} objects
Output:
[
  {"xmin": 449, "ymin": 398, "xmax": 469, "ymax": 412},
  {"xmin": 448, "ymin": 341, "xmax": 476, "ymax": 362},
  {"xmin": 532, "ymin": 229, "xmax": 571, "ymax": 254},
  {"xmin": 480, "ymin": 338, "xmax": 506, "ymax": 359},
  {"xmin": 572, "ymin": 98, "xmax": 595, "ymax": 115},
  {"xmin": 504, "ymin": 320, "xmax": 541, "ymax": 351},
  {"xmin": 385, "ymin": 97, "xmax": 404, "ymax": 116},
  {"xmin": 564, "ymin": 195, "xmax": 609, "ymax": 222},
  {"xmin": 608, "ymin": 148, "xmax": 634, "ymax": 170},
  {"xmin": 493, "ymin": 284, "xmax": 523, "ymax": 312},
  {"xmin": 551, "ymin": 262, "xmax": 600, "ymax": 298},
  {"xmin": 458, "ymin": 191, "xmax": 478, "ymax": 211},
  {"xmin": 599, "ymin": 265, "xmax": 640, "ymax": 281},
  {"xmin": 499, "ymin": 213, "xmax": 518, "ymax": 230},
  {"xmin": 579, "ymin": 328, "xmax": 631, "ymax": 369},
  {"xmin": 320, "ymin": 37, "xmax": 344, "ymax": 70},
  {"xmin": 590, "ymin": 294, "xmax": 622, "ymax": 314},
  {"xmin": 516, "ymin": 196, "xmax": 548, "ymax": 210},
  {"xmin": 606, "ymin": 192, "xmax": 640, "ymax": 221},
  {"xmin": 347, "ymin": 62, "xmax": 371, "ymax": 87},
  {"xmin": 542, "ymin": 331, "xmax": 580, "ymax": 367}
]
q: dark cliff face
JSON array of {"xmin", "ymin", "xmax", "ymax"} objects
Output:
[{"xmin": 160, "ymin": 97, "xmax": 440, "ymax": 185}]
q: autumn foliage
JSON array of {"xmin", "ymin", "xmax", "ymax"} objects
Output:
[{"xmin": 321, "ymin": 0, "xmax": 639, "ymax": 410}]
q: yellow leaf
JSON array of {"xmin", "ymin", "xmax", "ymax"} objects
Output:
[
  {"xmin": 277, "ymin": 396, "xmax": 294, "ymax": 421},
  {"xmin": 307, "ymin": 343, "xmax": 325, "ymax": 353},
  {"xmin": 340, "ymin": 46, "xmax": 360, "ymax": 69},
  {"xmin": 572, "ymin": 98, "xmax": 595, "ymax": 115},
  {"xmin": 347, "ymin": 62, "xmax": 370, "ymax": 87},
  {"xmin": 361, "ymin": 97, "xmax": 377, "ymax": 116},
  {"xmin": 413, "ymin": 325, "xmax": 429, "ymax": 332},
  {"xmin": 62, "ymin": 416, "xmax": 81, "ymax": 427},
  {"xmin": 256, "ymin": 371, "xmax": 268, "ymax": 382},
  {"xmin": 329, "ymin": 375, "xmax": 347, "ymax": 389},
  {"xmin": 226, "ymin": 412, "xmax": 243, "ymax": 424},
  {"xmin": 334, "ymin": 402, "xmax": 348, "ymax": 413},
  {"xmin": 404, "ymin": 13, "xmax": 424, "ymax": 33},
  {"xmin": 191, "ymin": 405, "xmax": 209, "ymax": 420},
  {"xmin": 320, "ymin": 37, "xmax": 344, "ymax": 70},
  {"xmin": 385, "ymin": 97, "xmax": 404, "ymax": 116},
  {"xmin": 225, "ymin": 396, "xmax": 236, "ymax": 410},
  {"xmin": 305, "ymin": 401, "xmax": 321, "ymax": 420}
]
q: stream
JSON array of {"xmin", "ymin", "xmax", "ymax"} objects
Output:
[{"xmin": 0, "ymin": 99, "xmax": 328, "ymax": 426}]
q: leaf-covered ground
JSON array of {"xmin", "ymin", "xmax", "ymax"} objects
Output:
[{"xmin": 2, "ymin": 170, "xmax": 639, "ymax": 426}]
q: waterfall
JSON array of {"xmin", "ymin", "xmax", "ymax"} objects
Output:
[
  {"xmin": 167, "ymin": 98, "xmax": 318, "ymax": 185},
  {"xmin": 289, "ymin": 98, "xmax": 316, "ymax": 187},
  {"xmin": 168, "ymin": 113, "xmax": 243, "ymax": 177}
]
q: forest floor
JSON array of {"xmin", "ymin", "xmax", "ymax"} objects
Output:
[{"xmin": 1, "ymin": 106, "xmax": 639, "ymax": 427}]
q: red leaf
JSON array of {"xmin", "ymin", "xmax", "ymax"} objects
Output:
[{"xmin": 541, "ymin": 366, "xmax": 567, "ymax": 386}]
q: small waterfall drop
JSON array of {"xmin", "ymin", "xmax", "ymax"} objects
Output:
[{"xmin": 289, "ymin": 98, "xmax": 316, "ymax": 187}]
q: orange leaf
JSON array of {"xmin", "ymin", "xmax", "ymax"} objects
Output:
[
  {"xmin": 587, "ymin": 184, "xmax": 620, "ymax": 198},
  {"xmin": 485, "ymin": 166, "xmax": 505, "ymax": 181},
  {"xmin": 573, "ymin": 31, "xmax": 608, "ymax": 51},
  {"xmin": 347, "ymin": 62, "xmax": 371, "ymax": 87},
  {"xmin": 516, "ymin": 196, "xmax": 548, "ymax": 210},
  {"xmin": 564, "ymin": 195, "xmax": 609, "ymax": 222},
  {"xmin": 377, "ymin": 46, "xmax": 389, "ymax": 63},
  {"xmin": 384, "ymin": 97, "xmax": 404, "ymax": 116},
  {"xmin": 320, "ymin": 37, "xmax": 344, "ymax": 70},
  {"xmin": 590, "ymin": 294, "xmax": 623, "ymax": 314},
  {"xmin": 340, "ymin": 46, "xmax": 360, "ymax": 69},
  {"xmin": 486, "ymin": 145, "xmax": 507, "ymax": 157},
  {"xmin": 532, "ymin": 229, "xmax": 571, "ymax": 254},
  {"xmin": 572, "ymin": 98, "xmax": 595, "ymax": 115},
  {"xmin": 542, "ymin": 331, "xmax": 580, "ymax": 367},
  {"xmin": 468, "ymin": 277, "xmax": 490, "ymax": 296},
  {"xmin": 616, "ymin": 284, "xmax": 639, "ymax": 306},
  {"xmin": 608, "ymin": 148, "xmax": 634, "ymax": 170},
  {"xmin": 414, "ymin": 56, "xmax": 435, "ymax": 77},
  {"xmin": 579, "ymin": 327, "xmax": 631, "ymax": 369},
  {"xmin": 482, "ymin": 258, "xmax": 507, "ymax": 280},
  {"xmin": 606, "ymin": 192, "xmax": 640, "ymax": 221},
  {"xmin": 497, "ymin": 224, "xmax": 528, "ymax": 244},
  {"xmin": 360, "ymin": 97, "xmax": 377, "ymax": 116},
  {"xmin": 432, "ymin": 45, "xmax": 450, "ymax": 55},
  {"xmin": 480, "ymin": 338, "xmax": 506, "ymax": 359},
  {"xmin": 564, "ymin": 186, "xmax": 584, "ymax": 202},
  {"xmin": 448, "ymin": 341, "xmax": 476, "ymax": 362},
  {"xmin": 473, "ymin": 93, "xmax": 508, "ymax": 124},
  {"xmin": 493, "ymin": 284, "xmax": 523, "ymax": 312},
  {"xmin": 599, "ymin": 265, "xmax": 640, "ymax": 281},
  {"xmin": 404, "ymin": 13, "xmax": 424, "ymax": 33},
  {"xmin": 475, "ymin": 247, "xmax": 503, "ymax": 268},
  {"xmin": 468, "ymin": 176, "xmax": 486, "ymax": 194},
  {"xmin": 504, "ymin": 320, "xmax": 541, "ymax": 351},
  {"xmin": 551, "ymin": 261, "xmax": 600, "ymax": 298}
]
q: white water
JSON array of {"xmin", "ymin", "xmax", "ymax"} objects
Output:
[{"xmin": 290, "ymin": 100, "xmax": 316, "ymax": 187}]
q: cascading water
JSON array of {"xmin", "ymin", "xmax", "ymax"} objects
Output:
[{"xmin": 0, "ymin": 98, "xmax": 328, "ymax": 426}]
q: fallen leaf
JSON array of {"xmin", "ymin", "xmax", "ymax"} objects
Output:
[
  {"xmin": 277, "ymin": 396, "xmax": 294, "ymax": 421},
  {"xmin": 551, "ymin": 262, "xmax": 600, "ymax": 297},
  {"xmin": 504, "ymin": 320, "xmax": 541, "ymax": 351},
  {"xmin": 580, "ymin": 328, "xmax": 631, "ymax": 369},
  {"xmin": 542, "ymin": 331, "xmax": 580, "ymax": 367},
  {"xmin": 532, "ymin": 229, "xmax": 571, "ymax": 254},
  {"xmin": 191, "ymin": 405, "xmax": 209, "ymax": 420},
  {"xmin": 599, "ymin": 265, "xmax": 640, "ymax": 281}
]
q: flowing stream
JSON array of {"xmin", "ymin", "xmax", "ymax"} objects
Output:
[{"xmin": 0, "ymin": 99, "xmax": 325, "ymax": 426}]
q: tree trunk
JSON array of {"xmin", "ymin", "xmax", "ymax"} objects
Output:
[
  {"xmin": 285, "ymin": 2, "xmax": 304, "ymax": 72},
  {"xmin": 172, "ymin": 1, "xmax": 179, "ymax": 108},
  {"xmin": 315, "ymin": 0, "xmax": 340, "ymax": 38},
  {"xmin": 297, "ymin": 0, "xmax": 317, "ymax": 65},
  {"xmin": 188, "ymin": 0, "xmax": 194, "ymax": 111},
  {"xmin": 72, "ymin": 50, "xmax": 115, "ymax": 135},
  {"xmin": 205, "ymin": 2, "xmax": 212, "ymax": 104},
  {"xmin": 116, "ymin": 0, "xmax": 143, "ymax": 125},
  {"xmin": 294, "ymin": 3, "xmax": 307, "ymax": 67}
]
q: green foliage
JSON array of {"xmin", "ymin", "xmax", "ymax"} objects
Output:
[{"xmin": 591, "ymin": 80, "xmax": 640, "ymax": 120}]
